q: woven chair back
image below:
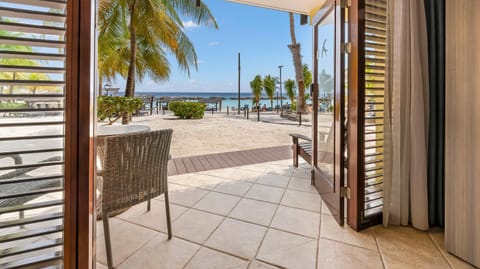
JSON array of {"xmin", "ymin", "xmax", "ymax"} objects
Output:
[{"xmin": 99, "ymin": 129, "xmax": 173, "ymax": 214}]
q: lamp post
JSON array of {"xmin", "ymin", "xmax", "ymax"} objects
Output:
[
  {"xmin": 278, "ymin": 65, "xmax": 283, "ymax": 115},
  {"xmin": 238, "ymin": 53, "xmax": 241, "ymax": 115},
  {"xmin": 276, "ymin": 90, "xmax": 279, "ymax": 113}
]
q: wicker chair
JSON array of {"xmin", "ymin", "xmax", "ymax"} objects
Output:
[{"xmin": 97, "ymin": 129, "xmax": 173, "ymax": 269}]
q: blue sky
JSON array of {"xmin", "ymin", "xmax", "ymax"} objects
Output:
[{"xmin": 114, "ymin": 0, "xmax": 313, "ymax": 93}]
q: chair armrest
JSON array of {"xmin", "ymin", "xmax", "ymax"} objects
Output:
[{"xmin": 289, "ymin": 133, "xmax": 312, "ymax": 142}]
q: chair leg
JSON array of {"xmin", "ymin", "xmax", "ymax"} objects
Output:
[
  {"xmin": 164, "ymin": 191, "xmax": 173, "ymax": 239},
  {"xmin": 147, "ymin": 197, "xmax": 151, "ymax": 212},
  {"xmin": 103, "ymin": 214, "xmax": 114, "ymax": 269}
]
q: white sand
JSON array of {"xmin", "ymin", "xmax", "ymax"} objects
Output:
[{"xmin": 131, "ymin": 112, "xmax": 311, "ymax": 158}]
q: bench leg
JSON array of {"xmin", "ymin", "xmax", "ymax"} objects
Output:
[{"xmin": 293, "ymin": 145, "xmax": 299, "ymax": 168}]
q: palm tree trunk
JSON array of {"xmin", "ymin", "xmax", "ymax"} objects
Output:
[
  {"xmin": 123, "ymin": 2, "xmax": 137, "ymax": 124},
  {"xmin": 8, "ymin": 72, "xmax": 17, "ymax": 95},
  {"xmin": 98, "ymin": 76, "xmax": 103, "ymax": 97},
  {"xmin": 288, "ymin": 12, "xmax": 306, "ymax": 113},
  {"xmin": 125, "ymin": 3, "xmax": 137, "ymax": 98}
]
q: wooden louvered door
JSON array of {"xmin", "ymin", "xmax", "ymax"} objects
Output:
[
  {"xmin": 347, "ymin": 0, "xmax": 388, "ymax": 230},
  {"xmin": 0, "ymin": 1, "xmax": 67, "ymax": 267},
  {"xmin": 0, "ymin": 0, "xmax": 95, "ymax": 267}
]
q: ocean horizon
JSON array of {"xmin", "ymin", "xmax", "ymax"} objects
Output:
[{"xmin": 132, "ymin": 91, "xmax": 291, "ymax": 109}]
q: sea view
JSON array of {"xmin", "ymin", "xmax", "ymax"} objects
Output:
[{"xmin": 134, "ymin": 91, "xmax": 292, "ymax": 109}]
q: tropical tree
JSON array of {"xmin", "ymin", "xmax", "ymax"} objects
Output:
[
  {"xmin": 25, "ymin": 73, "xmax": 59, "ymax": 94},
  {"xmin": 284, "ymin": 79, "xmax": 297, "ymax": 109},
  {"xmin": 0, "ymin": 29, "xmax": 37, "ymax": 94},
  {"xmin": 98, "ymin": 0, "xmax": 218, "ymax": 98},
  {"xmin": 288, "ymin": 12, "xmax": 306, "ymax": 113},
  {"xmin": 263, "ymin": 75, "xmax": 276, "ymax": 109},
  {"xmin": 250, "ymin": 75, "xmax": 263, "ymax": 109},
  {"xmin": 303, "ymin": 64, "xmax": 312, "ymax": 91}
]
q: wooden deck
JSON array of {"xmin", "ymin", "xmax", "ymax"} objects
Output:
[{"xmin": 168, "ymin": 145, "xmax": 292, "ymax": 176}]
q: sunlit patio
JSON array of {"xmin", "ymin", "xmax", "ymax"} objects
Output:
[{"xmin": 95, "ymin": 160, "xmax": 468, "ymax": 269}]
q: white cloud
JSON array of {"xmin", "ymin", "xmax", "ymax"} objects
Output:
[
  {"xmin": 183, "ymin": 20, "xmax": 199, "ymax": 29},
  {"xmin": 196, "ymin": 60, "xmax": 205, "ymax": 64},
  {"xmin": 208, "ymin": 41, "xmax": 220, "ymax": 47}
]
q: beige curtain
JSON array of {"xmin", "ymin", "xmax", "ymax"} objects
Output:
[{"xmin": 383, "ymin": 0, "xmax": 430, "ymax": 230}]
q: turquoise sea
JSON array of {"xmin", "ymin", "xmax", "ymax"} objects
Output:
[{"xmin": 133, "ymin": 91, "xmax": 292, "ymax": 110}]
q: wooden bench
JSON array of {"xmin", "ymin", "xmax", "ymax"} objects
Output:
[{"xmin": 289, "ymin": 133, "xmax": 312, "ymax": 167}]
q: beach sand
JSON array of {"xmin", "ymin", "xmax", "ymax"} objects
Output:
[{"xmin": 131, "ymin": 112, "xmax": 311, "ymax": 158}]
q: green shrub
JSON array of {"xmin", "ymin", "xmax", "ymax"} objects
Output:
[
  {"xmin": 169, "ymin": 101, "xmax": 206, "ymax": 119},
  {"xmin": 0, "ymin": 102, "xmax": 27, "ymax": 109},
  {"xmin": 97, "ymin": 96, "xmax": 143, "ymax": 125}
]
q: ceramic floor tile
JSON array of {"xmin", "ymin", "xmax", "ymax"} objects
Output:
[
  {"xmin": 172, "ymin": 209, "xmax": 224, "ymax": 244},
  {"xmin": 121, "ymin": 200, "xmax": 188, "ymax": 232},
  {"xmin": 167, "ymin": 185, "xmax": 209, "ymax": 207},
  {"xmin": 184, "ymin": 247, "xmax": 249, "ymax": 269},
  {"xmin": 214, "ymin": 180, "xmax": 253, "ymax": 197},
  {"xmin": 291, "ymin": 168, "xmax": 311, "ymax": 180},
  {"xmin": 114, "ymin": 200, "xmax": 152, "ymax": 220},
  {"xmin": 256, "ymin": 174, "xmax": 291, "ymax": 188},
  {"xmin": 96, "ymin": 263, "xmax": 108, "ymax": 269},
  {"xmin": 169, "ymin": 173, "xmax": 225, "ymax": 190},
  {"xmin": 321, "ymin": 199, "xmax": 332, "ymax": 215},
  {"xmin": 205, "ymin": 218, "xmax": 267, "ymax": 259},
  {"xmin": 229, "ymin": 198, "xmax": 278, "ymax": 226},
  {"xmin": 317, "ymin": 238, "xmax": 384, "ymax": 269},
  {"xmin": 280, "ymin": 189, "xmax": 321, "ymax": 212},
  {"xmin": 257, "ymin": 229, "xmax": 317, "ymax": 269},
  {"xmin": 263, "ymin": 165, "xmax": 294, "ymax": 177},
  {"xmin": 248, "ymin": 260, "xmax": 282, "ymax": 269},
  {"xmin": 429, "ymin": 229, "xmax": 476, "ymax": 269},
  {"xmin": 270, "ymin": 206, "xmax": 320, "ymax": 238},
  {"xmin": 203, "ymin": 168, "xmax": 263, "ymax": 182},
  {"xmin": 118, "ymin": 234, "xmax": 200, "ymax": 269},
  {"xmin": 238, "ymin": 164, "xmax": 269, "ymax": 173},
  {"xmin": 96, "ymin": 218, "xmax": 157, "ymax": 267},
  {"xmin": 199, "ymin": 168, "xmax": 239, "ymax": 179},
  {"xmin": 97, "ymin": 217, "xmax": 128, "ymax": 239},
  {"xmin": 320, "ymin": 213, "xmax": 377, "ymax": 250},
  {"xmin": 287, "ymin": 177, "xmax": 317, "ymax": 193},
  {"xmin": 374, "ymin": 225, "xmax": 450, "ymax": 269},
  {"xmin": 244, "ymin": 184, "xmax": 285, "ymax": 204},
  {"xmin": 193, "ymin": 192, "xmax": 241, "ymax": 215},
  {"xmin": 154, "ymin": 183, "xmax": 185, "ymax": 201}
]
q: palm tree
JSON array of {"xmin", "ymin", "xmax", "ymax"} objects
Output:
[
  {"xmin": 288, "ymin": 12, "xmax": 306, "ymax": 113},
  {"xmin": 303, "ymin": 64, "xmax": 312, "ymax": 91},
  {"xmin": 263, "ymin": 75, "xmax": 276, "ymax": 110},
  {"xmin": 98, "ymin": 0, "xmax": 218, "ymax": 98},
  {"xmin": 284, "ymin": 79, "xmax": 297, "ymax": 108},
  {"xmin": 0, "ymin": 29, "xmax": 37, "ymax": 94},
  {"xmin": 250, "ymin": 75, "xmax": 263, "ymax": 110}
]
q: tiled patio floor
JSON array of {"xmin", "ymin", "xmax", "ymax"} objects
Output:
[{"xmin": 96, "ymin": 160, "xmax": 474, "ymax": 269}]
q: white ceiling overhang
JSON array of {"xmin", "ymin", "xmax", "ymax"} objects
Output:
[{"xmin": 225, "ymin": 0, "xmax": 326, "ymax": 16}]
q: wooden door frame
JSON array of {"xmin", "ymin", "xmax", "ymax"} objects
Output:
[
  {"xmin": 64, "ymin": 0, "xmax": 96, "ymax": 268},
  {"xmin": 312, "ymin": 0, "xmax": 346, "ymax": 225}
]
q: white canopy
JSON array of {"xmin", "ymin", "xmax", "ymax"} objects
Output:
[{"xmin": 225, "ymin": 0, "xmax": 326, "ymax": 15}]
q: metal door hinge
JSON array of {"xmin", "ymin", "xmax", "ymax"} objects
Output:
[
  {"xmin": 342, "ymin": 0, "xmax": 352, "ymax": 8},
  {"xmin": 343, "ymin": 42, "xmax": 352, "ymax": 54},
  {"xmin": 340, "ymin": 186, "xmax": 351, "ymax": 199}
]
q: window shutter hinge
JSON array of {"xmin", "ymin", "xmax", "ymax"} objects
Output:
[
  {"xmin": 344, "ymin": 42, "xmax": 352, "ymax": 54},
  {"xmin": 340, "ymin": 186, "xmax": 351, "ymax": 199},
  {"xmin": 342, "ymin": 0, "xmax": 352, "ymax": 8}
]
